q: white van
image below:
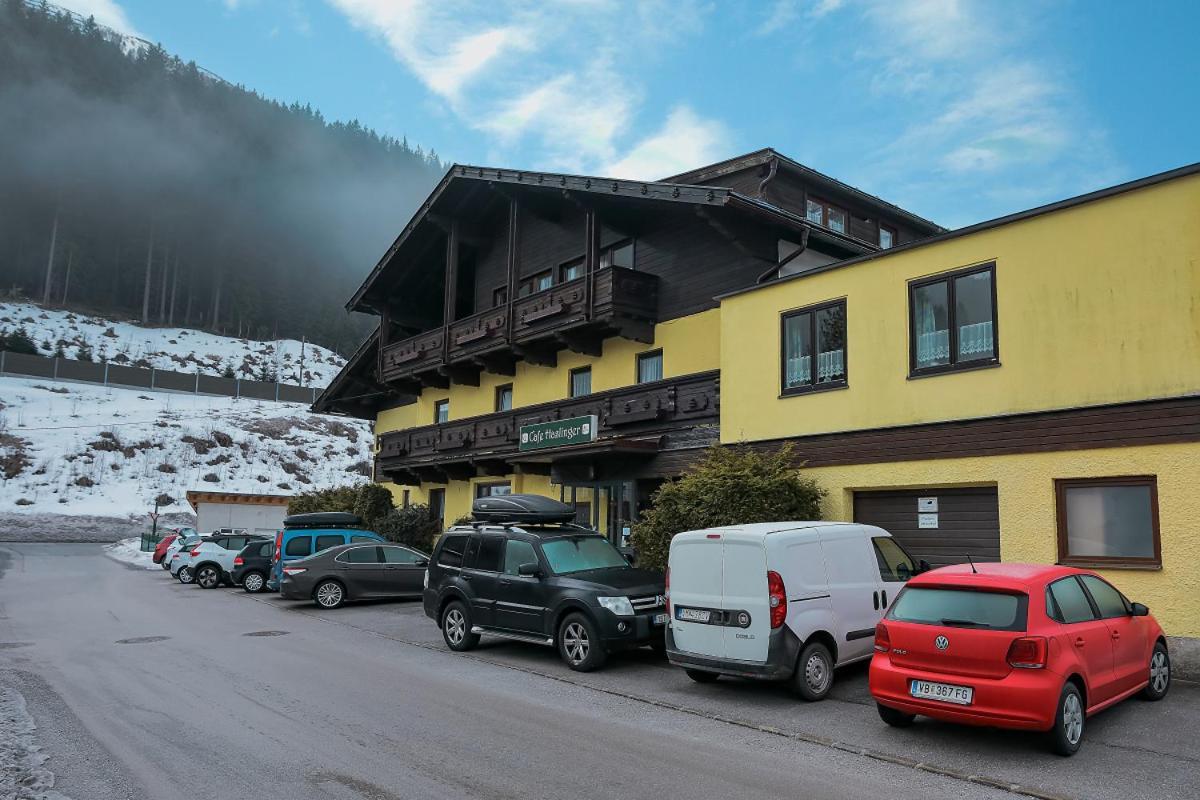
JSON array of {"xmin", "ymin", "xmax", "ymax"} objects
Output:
[{"xmin": 666, "ymin": 522, "xmax": 925, "ymax": 700}]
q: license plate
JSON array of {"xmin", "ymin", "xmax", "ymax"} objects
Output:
[
  {"xmin": 910, "ymin": 679, "xmax": 974, "ymax": 705},
  {"xmin": 676, "ymin": 607, "xmax": 711, "ymax": 623},
  {"xmin": 652, "ymin": 613, "xmax": 668, "ymax": 625}
]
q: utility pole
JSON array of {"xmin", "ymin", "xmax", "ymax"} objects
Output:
[{"xmin": 42, "ymin": 205, "xmax": 59, "ymax": 305}]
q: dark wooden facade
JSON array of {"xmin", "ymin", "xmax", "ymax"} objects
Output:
[{"xmin": 375, "ymin": 371, "xmax": 720, "ymax": 485}]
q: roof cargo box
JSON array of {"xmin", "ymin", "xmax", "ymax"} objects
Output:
[
  {"xmin": 472, "ymin": 494, "xmax": 576, "ymax": 524},
  {"xmin": 282, "ymin": 511, "xmax": 364, "ymax": 529}
]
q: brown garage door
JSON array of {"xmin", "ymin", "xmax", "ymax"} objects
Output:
[{"xmin": 853, "ymin": 488, "xmax": 1000, "ymax": 568}]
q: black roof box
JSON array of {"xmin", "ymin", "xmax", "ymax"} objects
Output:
[
  {"xmin": 283, "ymin": 511, "xmax": 364, "ymax": 529},
  {"xmin": 471, "ymin": 494, "xmax": 575, "ymax": 524}
]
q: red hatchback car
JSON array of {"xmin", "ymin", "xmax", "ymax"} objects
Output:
[
  {"xmin": 870, "ymin": 563, "xmax": 1169, "ymax": 755},
  {"xmin": 152, "ymin": 532, "xmax": 181, "ymax": 564}
]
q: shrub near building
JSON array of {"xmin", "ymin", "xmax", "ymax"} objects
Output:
[{"xmin": 631, "ymin": 444, "xmax": 826, "ymax": 571}]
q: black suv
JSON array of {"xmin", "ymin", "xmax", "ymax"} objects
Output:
[
  {"xmin": 423, "ymin": 495, "xmax": 667, "ymax": 672},
  {"xmin": 232, "ymin": 539, "xmax": 274, "ymax": 593}
]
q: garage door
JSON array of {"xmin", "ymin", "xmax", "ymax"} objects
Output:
[{"xmin": 853, "ymin": 488, "xmax": 1000, "ymax": 568}]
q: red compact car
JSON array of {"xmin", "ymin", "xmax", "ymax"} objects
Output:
[
  {"xmin": 152, "ymin": 532, "xmax": 180, "ymax": 564},
  {"xmin": 870, "ymin": 563, "xmax": 1169, "ymax": 756}
]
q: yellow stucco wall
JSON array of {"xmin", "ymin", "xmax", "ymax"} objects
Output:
[
  {"xmin": 376, "ymin": 308, "xmax": 720, "ymax": 434},
  {"xmin": 720, "ymin": 173, "xmax": 1200, "ymax": 443},
  {"xmin": 807, "ymin": 441, "xmax": 1200, "ymax": 638}
]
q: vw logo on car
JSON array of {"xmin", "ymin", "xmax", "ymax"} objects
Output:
[{"xmin": 934, "ymin": 635, "xmax": 949, "ymax": 651}]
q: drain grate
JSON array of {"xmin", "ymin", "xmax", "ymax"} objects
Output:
[
  {"xmin": 114, "ymin": 636, "xmax": 171, "ymax": 645},
  {"xmin": 243, "ymin": 630, "xmax": 289, "ymax": 637}
]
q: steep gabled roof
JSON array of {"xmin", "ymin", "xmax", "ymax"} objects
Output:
[
  {"xmin": 665, "ymin": 148, "xmax": 946, "ymax": 234},
  {"xmin": 310, "ymin": 326, "xmax": 396, "ymax": 418}
]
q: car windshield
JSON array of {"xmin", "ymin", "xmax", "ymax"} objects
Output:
[
  {"xmin": 888, "ymin": 587, "xmax": 1027, "ymax": 632},
  {"xmin": 540, "ymin": 536, "xmax": 627, "ymax": 575}
]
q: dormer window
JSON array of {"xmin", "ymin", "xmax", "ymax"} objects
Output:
[
  {"xmin": 879, "ymin": 225, "xmax": 896, "ymax": 249},
  {"xmin": 806, "ymin": 198, "xmax": 846, "ymax": 234}
]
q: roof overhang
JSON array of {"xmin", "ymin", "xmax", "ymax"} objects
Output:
[{"xmin": 186, "ymin": 490, "xmax": 293, "ymax": 512}]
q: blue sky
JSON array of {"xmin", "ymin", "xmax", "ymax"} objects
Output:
[{"xmin": 68, "ymin": 0, "xmax": 1199, "ymax": 228}]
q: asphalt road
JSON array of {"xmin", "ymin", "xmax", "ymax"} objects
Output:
[{"xmin": 1, "ymin": 544, "xmax": 1196, "ymax": 800}]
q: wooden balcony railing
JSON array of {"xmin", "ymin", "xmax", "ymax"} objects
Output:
[
  {"xmin": 374, "ymin": 370, "xmax": 719, "ymax": 481},
  {"xmin": 377, "ymin": 266, "xmax": 659, "ymax": 386}
]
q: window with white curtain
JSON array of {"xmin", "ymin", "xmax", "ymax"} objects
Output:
[
  {"xmin": 909, "ymin": 263, "xmax": 997, "ymax": 375},
  {"xmin": 782, "ymin": 300, "xmax": 847, "ymax": 395}
]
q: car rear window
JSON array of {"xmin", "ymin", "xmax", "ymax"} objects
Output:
[
  {"xmin": 285, "ymin": 536, "xmax": 312, "ymax": 557},
  {"xmin": 437, "ymin": 535, "xmax": 468, "ymax": 567},
  {"xmin": 888, "ymin": 587, "xmax": 1027, "ymax": 631}
]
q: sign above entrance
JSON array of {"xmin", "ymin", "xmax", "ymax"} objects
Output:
[{"xmin": 519, "ymin": 415, "xmax": 598, "ymax": 452}]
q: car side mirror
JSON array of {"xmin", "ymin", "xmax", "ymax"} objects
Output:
[
  {"xmin": 1130, "ymin": 602, "xmax": 1150, "ymax": 616},
  {"xmin": 917, "ymin": 559, "xmax": 932, "ymax": 575},
  {"xmin": 517, "ymin": 562, "xmax": 541, "ymax": 578}
]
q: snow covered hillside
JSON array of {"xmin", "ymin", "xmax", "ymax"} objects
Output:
[
  {"xmin": 0, "ymin": 302, "xmax": 346, "ymax": 386},
  {"xmin": 0, "ymin": 376, "xmax": 372, "ymax": 518}
]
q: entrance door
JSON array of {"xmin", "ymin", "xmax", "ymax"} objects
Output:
[{"xmin": 853, "ymin": 488, "xmax": 1000, "ymax": 568}]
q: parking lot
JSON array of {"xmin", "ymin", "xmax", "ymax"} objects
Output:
[{"xmin": 1, "ymin": 543, "xmax": 1196, "ymax": 800}]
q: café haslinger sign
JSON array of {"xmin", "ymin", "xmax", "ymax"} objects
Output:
[{"xmin": 519, "ymin": 415, "xmax": 598, "ymax": 452}]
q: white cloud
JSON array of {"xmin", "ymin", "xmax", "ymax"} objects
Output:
[
  {"xmin": 325, "ymin": 0, "xmax": 728, "ymax": 175},
  {"xmin": 604, "ymin": 106, "xmax": 730, "ymax": 180},
  {"xmin": 57, "ymin": 0, "xmax": 141, "ymax": 37}
]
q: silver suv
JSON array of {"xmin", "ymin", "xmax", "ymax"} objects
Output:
[{"xmin": 190, "ymin": 534, "xmax": 270, "ymax": 589}]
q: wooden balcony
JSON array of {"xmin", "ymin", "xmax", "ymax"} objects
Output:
[
  {"xmin": 374, "ymin": 370, "xmax": 719, "ymax": 484},
  {"xmin": 377, "ymin": 267, "xmax": 658, "ymax": 387}
]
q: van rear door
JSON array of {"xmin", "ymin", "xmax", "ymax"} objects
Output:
[
  {"xmin": 721, "ymin": 530, "xmax": 769, "ymax": 663},
  {"xmin": 669, "ymin": 531, "xmax": 727, "ymax": 659}
]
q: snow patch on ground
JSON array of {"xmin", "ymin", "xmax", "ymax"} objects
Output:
[
  {"xmin": 105, "ymin": 537, "xmax": 158, "ymax": 569},
  {"xmin": 0, "ymin": 687, "xmax": 73, "ymax": 800},
  {"xmin": 0, "ymin": 375, "xmax": 372, "ymax": 518},
  {"xmin": 0, "ymin": 301, "xmax": 345, "ymax": 386}
]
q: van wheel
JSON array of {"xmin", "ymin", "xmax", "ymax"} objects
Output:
[
  {"xmin": 877, "ymin": 703, "xmax": 916, "ymax": 727},
  {"xmin": 792, "ymin": 641, "xmax": 834, "ymax": 701},
  {"xmin": 196, "ymin": 565, "xmax": 221, "ymax": 589},
  {"xmin": 1141, "ymin": 642, "xmax": 1170, "ymax": 701},
  {"xmin": 1049, "ymin": 682, "xmax": 1085, "ymax": 756},
  {"xmin": 241, "ymin": 571, "xmax": 266, "ymax": 593},
  {"xmin": 441, "ymin": 601, "xmax": 479, "ymax": 651},
  {"xmin": 558, "ymin": 613, "xmax": 607, "ymax": 672},
  {"xmin": 685, "ymin": 669, "xmax": 719, "ymax": 684}
]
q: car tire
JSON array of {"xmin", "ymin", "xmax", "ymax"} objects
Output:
[
  {"xmin": 161, "ymin": 559, "xmax": 171, "ymax": 571},
  {"xmin": 877, "ymin": 703, "xmax": 916, "ymax": 727},
  {"xmin": 313, "ymin": 580, "xmax": 346, "ymax": 609},
  {"xmin": 685, "ymin": 668, "xmax": 719, "ymax": 684},
  {"xmin": 177, "ymin": 566, "xmax": 194, "ymax": 584},
  {"xmin": 1049, "ymin": 681, "xmax": 1085, "ymax": 756},
  {"xmin": 1141, "ymin": 642, "xmax": 1170, "ymax": 701},
  {"xmin": 792, "ymin": 641, "xmax": 835, "ymax": 702},
  {"xmin": 241, "ymin": 571, "xmax": 266, "ymax": 594},
  {"xmin": 441, "ymin": 600, "xmax": 479, "ymax": 651},
  {"xmin": 558, "ymin": 613, "xmax": 607, "ymax": 672},
  {"xmin": 196, "ymin": 565, "xmax": 221, "ymax": 590}
]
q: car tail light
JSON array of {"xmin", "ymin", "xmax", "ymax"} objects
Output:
[
  {"xmin": 274, "ymin": 532, "xmax": 283, "ymax": 561},
  {"xmin": 664, "ymin": 568, "xmax": 671, "ymax": 617},
  {"xmin": 1007, "ymin": 636, "xmax": 1047, "ymax": 669},
  {"xmin": 233, "ymin": 556, "xmax": 244, "ymax": 566},
  {"xmin": 767, "ymin": 570, "xmax": 786, "ymax": 629},
  {"xmin": 189, "ymin": 547, "xmax": 202, "ymax": 556},
  {"xmin": 282, "ymin": 567, "xmax": 306, "ymax": 576},
  {"xmin": 874, "ymin": 623, "xmax": 891, "ymax": 653}
]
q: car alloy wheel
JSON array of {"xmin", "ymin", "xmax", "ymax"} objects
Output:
[
  {"xmin": 178, "ymin": 566, "xmax": 193, "ymax": 584},
  {"xmin": 1150, "ymin": 650, "xmax": 1169, "ymax": 694},
  {"xmin": 315, "ymin": 582, "xmax": 344, "ymax": 609},
  {"xmin": 1062, "ymin": 691, "xmax": 1083, "ymax": 746},
  {"xmin": 444, "ymin": 608, "xmax": 466, "ymax": 645},
  {"xmin": 563, "ymin": 622, "xmax": 590, "ymax": 665},
  {"xmin": 242, "ymin": 572, "xmax": 264, "ymax": 593},
  {"xmin": 197, "ymin": 567, "xmax": 220, "ymax": 589}
]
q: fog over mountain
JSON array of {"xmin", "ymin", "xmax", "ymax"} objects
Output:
[{"xmin": 0, "ymin": 0, "xmax": 444, "ymax": 353}]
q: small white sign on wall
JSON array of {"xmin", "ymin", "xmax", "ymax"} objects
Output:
[
  {"xmin": 918, "ymin": 513, "xmax": 939, "ymax": 529},
  {"xmin": 918, "ymin": 497, "xmax": 939, "ymax": 513}
]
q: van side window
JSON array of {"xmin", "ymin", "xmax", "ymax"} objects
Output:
[
  {"xmin": 872, "ymin": 537, "xmax": 916, "ymax": 582},
  {"xmin": 315, "ymin": 535, "xmax": 343, "ymax": 552},
  {"xmin": 284, "ymin": 536, "xmax": 312, "ymax": 557},
  {"xmin": 351, "ymin": 535, "xmax": 377, "ymax": 543},
  {"xmin": 438, "ymin": 535, "xmax": 468, "ymax": 568}
]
